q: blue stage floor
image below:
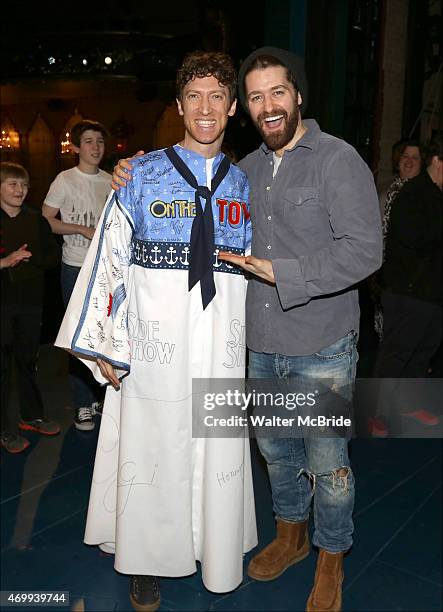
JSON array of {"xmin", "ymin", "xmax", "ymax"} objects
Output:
[{"xmin": 1, "ymin": 345, "xmax": 442, "ymax": 611}]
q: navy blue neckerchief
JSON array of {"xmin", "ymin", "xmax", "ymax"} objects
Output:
[{"xmin": 165, "ymin": 147, "xmax": 230, "ymax": 310}]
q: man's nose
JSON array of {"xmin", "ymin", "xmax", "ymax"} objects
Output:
[
  {"xmin": 263, "ymin": 94, "xmax": 274, "ymax": 113},
  {"xmin": 200, "ymin": 95, "xmax": 212, "ymax": 115}
]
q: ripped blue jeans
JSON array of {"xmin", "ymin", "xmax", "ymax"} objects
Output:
[{"xmin": 249, "ymin": 331, "xmax": 358, "ymax": 552}]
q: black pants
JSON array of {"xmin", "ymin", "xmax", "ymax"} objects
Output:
[
  {"xmin": 1, "ymin": 303, "xmax": 45, "ymax": 432},
  {"xmin": 373, "ymin": 291, "xmax": 442, "ymax": 418},
  {"xmin": 374, "ymin": 292, "xmax": 442, "ymax": 377}
]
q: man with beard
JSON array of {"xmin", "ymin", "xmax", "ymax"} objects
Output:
[
  {"xmin": 111, "ymin": 47, "xmax": 382, "ymax": 611},
  {"xmin": 220, "ymin": 47, "xmax": 382, "ymax": 612}
]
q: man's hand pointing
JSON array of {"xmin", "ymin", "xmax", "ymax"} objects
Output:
[{"xmin": 218, "ymin": 252, "xmax": 275, "ymax": 284}]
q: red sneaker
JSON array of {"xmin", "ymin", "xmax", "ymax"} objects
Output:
[
  {"xmin": 368, "ymin": 417, "xmax": 389, "ymax": 437},
  {"xmin": 18, "ymin": 417, "xmax": 61, "ymax": 436},
  {"xmin": 401, "ymin": 410, "xmax": 439, "ymax": 426},
  {"xmin": 1, "ymin": 432, "xmax": 30, "ymax": 454}
]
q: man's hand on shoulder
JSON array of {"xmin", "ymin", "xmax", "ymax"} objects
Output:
[
  {"xmin": 218, "ymin": 252, "xmax": 275, "ymax": 284},
  {"xmin": 111, "ymin": 150, "xmax": 145, "ymax": 190}
]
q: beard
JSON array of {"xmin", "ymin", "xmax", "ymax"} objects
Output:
[{"xmin": 254, "ymin": 108, "xmax": 299, "ymax": 151}]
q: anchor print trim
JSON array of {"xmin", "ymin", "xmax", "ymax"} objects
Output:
[{"xmin": 132, "ymin": 239, "xmax": 244, "ymax": 275}]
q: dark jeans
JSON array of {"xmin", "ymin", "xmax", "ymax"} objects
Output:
[
  {"xmin": 249, "ymin": 331, "xmax": 358, "ymax": 552},
  {"xmin": 61, "ymin": 262, "xmax": 101, "ymax": 409},
  {"xmin": 1, "ymin": 303, "xmax": 45, "ymax": 432},
  {"xmin": 373, "ymin": 291, "xmax": 442, "ymax": 418}
]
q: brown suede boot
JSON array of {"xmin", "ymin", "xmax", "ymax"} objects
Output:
[
  {"xmin": 306, "ymin": 549, "xmax": 344, "ymax": 611},
  {"xmin": 247, "ymin": 518, "xmax": 310, "ymax": 581}
]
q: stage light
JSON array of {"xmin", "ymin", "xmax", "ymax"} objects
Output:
[
  {"xmin": 104, "ymin": 56, "xmax": 112, "ymax": 65},
  {"xmin": 48, "ymin": 57, "xmax": 55, "ymax": 64},
  {"xmin": 82, "ymin": 59, "xmax": 88, "ymax": 66}
]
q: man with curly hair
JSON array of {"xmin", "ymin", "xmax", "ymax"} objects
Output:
[
  {"xmin": 111, "ymin": 46, "xmax": 383, "ymax": 612},
  {"xmin": 56, "ymin": 51, "xmax": 257, "ymax": 611}
]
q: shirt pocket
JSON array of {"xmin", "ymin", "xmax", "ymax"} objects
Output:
[
  {"xmin": 283, "ymin": 187, "xmax": 320, "ymax": 227},
  {"xmin": 284, "ymin": 187, "xmax": 319, "ymax": 218}
]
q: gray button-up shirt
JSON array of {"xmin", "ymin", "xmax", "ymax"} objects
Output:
[{"xmin": 239, "ymin": 119, "xmax": 382, "ymax": 356}]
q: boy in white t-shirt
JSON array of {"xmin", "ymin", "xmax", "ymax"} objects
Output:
[{"xmin": 43, "ymin": 120, "xmax": 111, "ymax": 431}]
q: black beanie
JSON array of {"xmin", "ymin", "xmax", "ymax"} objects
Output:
[{"xmin": 238, "ymin": 46, "xmax": 308, "ymax": 115}]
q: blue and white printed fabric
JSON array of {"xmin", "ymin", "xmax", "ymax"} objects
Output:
[{"xmin": 55, "ymin": 145, "xmax": 257, "ymax": 593}]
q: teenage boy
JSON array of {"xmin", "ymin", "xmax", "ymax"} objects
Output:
[
  {"xmin": 1, "ymin": 162, "xmax": 60, "ymax": 453},
  {"xmin": 55, "ymin": 52, "xmax": 257, "ymax": 611},
  {"xmin": 43, "ymin": 120, "xmax": 111, "ymax": 431}
]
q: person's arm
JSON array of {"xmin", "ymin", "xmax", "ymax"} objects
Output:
[
  {"xmin": 42, "ymin": 204, "xmax": 95, "ymax": 240},
  {"xmin": 218, "ymin": 253, "xmax": 275, "ymax": 282},
  {"xmin": 222, "ymin": 147, "xmax": 383, "ymax": 308},
  {"xmin": 111, "ymin": 151, "xmax": 145, "ymax": 190},
  {"xmin": 0, "ymin": 244, "xmax": 32, "ymax": 269},
  {"xmin": 96, "ymin": 358, "xmax": 121, "ymax": 390}
]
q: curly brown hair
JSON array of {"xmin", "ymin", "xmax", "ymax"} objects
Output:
[{"xmin": 176, "ymin": 51, "xmax": 237, "ymax": 103}]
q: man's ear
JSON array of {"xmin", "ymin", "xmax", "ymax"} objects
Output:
[
  {"xmin": 297, "ymin": 92, "xmax": 302, "ymax": 107},
  {"xmin": 71, "ymin": 144, "xmax": 80, "ymax": 155},
  {"xmin": 228, "ymin": 98, "xmax": 237, "ymax": 117},
  {"xmin": 176, "ymin": 98, "xmax": 184, "ymax": 117}
]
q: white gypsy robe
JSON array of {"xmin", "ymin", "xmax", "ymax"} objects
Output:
[{"xmin": 55, "ymin": 146, "xmax": 257, "ymax": 593}]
